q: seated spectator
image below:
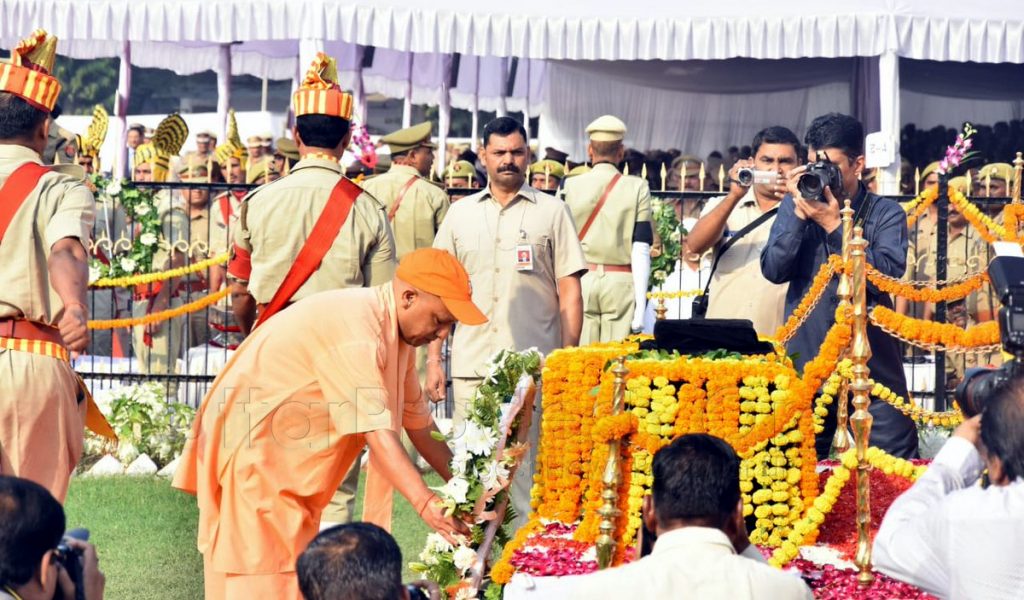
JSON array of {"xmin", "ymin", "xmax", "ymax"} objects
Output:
[
  {"xmin": 0, "ymin": 476, "xmax": 104, "ymax": 600},
  {"xmin": 873, "ymin": 376, "xmax": 1024, "ymax": 599},
  {"xmin": 299, "ymin": 522, "xmax": 428, "ymax": 600},
  {"xmin": 566, "ymin": 434, "xmax": 813, "ymax": 600}
]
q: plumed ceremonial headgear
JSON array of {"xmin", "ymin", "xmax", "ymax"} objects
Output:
[
  {"xmin": 0, "ymin": 29, "xmax": 61, "ymax": 112},
  {"xmin": 134, "ymin": 113, "xmax": 189, "ymax": 182},
  {"xmin": 292, "ymin": 53, "xmax": 353, "ymax": 119}
]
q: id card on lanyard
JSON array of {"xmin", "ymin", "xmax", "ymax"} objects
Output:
[{"xmin": 515, "ymin": 229, "xmax": 533, "ymax": 271}]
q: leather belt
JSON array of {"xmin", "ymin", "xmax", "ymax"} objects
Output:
[
  {"xmin": 587, "ymin": 263, "xmax": 632, "ymax": 273},
  {"xmin": 0, "ymin": 318, "xmax": 64, "ymax": 346}
]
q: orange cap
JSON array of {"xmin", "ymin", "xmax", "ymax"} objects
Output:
[{"xmin": 396, "ymin": 249, "xmax": 487, "ymax": 326}]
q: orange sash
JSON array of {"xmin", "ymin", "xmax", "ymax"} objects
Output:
[
  {"xmin": 253, "ymin": 178, "xmax": 360, "ymax": 329},
  {"xmin": 0, "ymin": 162, "xmax": 49, "ymax": 243},
  {"xmin": 577, "ymin": 173, "xmax": 620, "ymax": 240}
]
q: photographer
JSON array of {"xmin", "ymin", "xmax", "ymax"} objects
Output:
[
  {"xmin": 873, "ymin": 377, "xmax": 1024, "ymax": 599},
  {"xmin": 760, "ymin": 113, "xmax": 918, "ymax": 459},
  {"xmin": 0, "ymin": 476, "xmax": 105, "ymax": 600},
  {"xmin": 687, "ymin": 126, "xmax": 799, "ymax": 336},
  {"xmin": 297, "ymin": 523, "xmax": 437, "ymax": 600}
]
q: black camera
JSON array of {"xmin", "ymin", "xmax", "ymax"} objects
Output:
[
  {"xmin": 796, "ymin": 156, "xmax": 843, "ymax": 201},
  {"xmin": 55, "ymin": 528, "xmax": 89, "ymax": 600},
  {"xmin": 954, "ymin": 256, "xmax": 1024, "ymax": 417}
]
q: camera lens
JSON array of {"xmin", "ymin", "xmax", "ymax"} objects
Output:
[
  {"xmin": 736, "ymin": 168, "xmax": 753, "ymax": 186},
  {"xmin": 797, "ymin": 172, "xmax": 825, "ymax": 201}
]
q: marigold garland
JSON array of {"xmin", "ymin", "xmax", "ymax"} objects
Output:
[
  {"xmin": 1003, "ymin": 203, "xmax": 1024, "ymax": 243},
  {"xmin": 769, "ymin": 447, "xmax": 927, "ymax": 568},
  {"xmin": 946, "ymin": 187, "xmax": 1010, "ymax": 243},
  {"xmin": 91, "ymin": 253, "xmax": 230, "ymax": 288},
  {"xmin": 645, "ymin": 289, "xmax": 702, "ymax": 300},
  {"xmin": 866, "ymin": 265, "xmax": 988, "ymax": 303},
  {"xmin": 903, "ymin": 187, "xmax": 938, "ymax": 229},
  {"xmin": 870, "ymin": 305, "xmax": 1001, "ymax": 351},
  {"xmin": 773, "ymin": 255, "xmax": 844, "ymax": 344},
  {"xmin": 87, "ymin": 287, "xmax": 230, "ymax": 329}
]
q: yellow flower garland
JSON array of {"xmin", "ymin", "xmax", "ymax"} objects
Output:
[
  {"xmin": 946, "ymin": 187, "xmax": 1009, "ymax": 243},
  {"xmin": 769, "ymin": 447, "xmax": 927, "ymax": 567},
  {"xmin": 87, "ymin": 287, "xmax": 230, "ymax": 329},
  {"xmin": 645, "ymin": 289, "xmax": 703, "ymax": 300},
  {"xmin": 91, "ymin": 253, "xmax": 229, "ymax": 288}
]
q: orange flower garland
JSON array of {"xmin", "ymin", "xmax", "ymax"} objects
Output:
[
  {"xmin": 946, "ymin": 187, "xmax": 1010, "ymax": 243},
  {"xmin": 870, "ymin": 305, "xmax": 1000, "ymax": 350},
  {"xmin": 866, "ymin": 265, "xmax": 988, "ymax": 303},
  {"xmin": 1003, "ymin": 203, "xmax": 1024, "ymax": 243},
  {"xmin": 903, "ymin": 186, "xmax": 938, "ymax": 229},
  {"xmin": 774, "ymin": 255, "xmax": 844, "ymax": 344}
]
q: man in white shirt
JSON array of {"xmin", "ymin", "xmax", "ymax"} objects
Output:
[
  {"xmin": 567, "ymin": 434, "xmax": 813, "ymax": 600},
  {"xmin": 686, "ymin": 127, "xmax": 798, "ymax": 336},
  {"xmin": 874, "ymin": 376, "xmax": 1024, "ymax": 599}
]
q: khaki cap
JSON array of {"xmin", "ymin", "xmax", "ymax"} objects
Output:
[
  {"xmin": 529, "ymin": 160, "xmax": 566, "ymax": 179},
  {"xmin": 920, "ymin": 161, "xmax": 941, "ymax": 182},
  {"xmin": 671, "ymin": 155, "xmax": 702, "ymax": 176},
  {"xmin": 445, "ymin": 160, "xmax": 477, "ymax": 179},
  {"xmin": 246, "ymin": 158, "xmax": 280, "ymax": 184},
  {"xmin": 979, "ymin": 162, "xmax": 1015, "ymax": 184},
  {"xmin": 566, "ymin": 164, "xmax": 592, "ymax": 178},
  {"xmin": 586, "ymin": 115, "xmax": 627, "ymax": 142},
  {"xmin": 381, "ymin": 122, "xmax": 436, "ymax": 154},
  {"xmin": 274, "ymin": 137, "xmax": 300, "ymax": 161},
  {"xmin": 196, "ymin": 130, "xmax": 215, "ymax": 141},
  {"xmin": 246, "ymin": 135, "xmax": 263, "ymax": 148}
]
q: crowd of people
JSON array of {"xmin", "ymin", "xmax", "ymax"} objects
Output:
[{"xmin": 2, "ymin": 27, "xmax": 1023, "ymax": 600}]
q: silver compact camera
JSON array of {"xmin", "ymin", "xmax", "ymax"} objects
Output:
[{"xmin": 736, "ymin": 168, "xmax": 777, "ymax": 187}]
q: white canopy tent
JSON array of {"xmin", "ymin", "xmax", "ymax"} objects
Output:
[{"xmin": 2, "ymin": 0, "xmax": 1023, "ymax": 188}]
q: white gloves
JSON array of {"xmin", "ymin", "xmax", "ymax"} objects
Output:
[{"xmin": 630, "ymin": 241, "xmax": 652, "ymax": 332}]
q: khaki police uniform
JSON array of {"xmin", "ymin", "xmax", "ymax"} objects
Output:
[
  {"xmin": 917, "ymin": 224, "xmax": 999, "ymax": 377},
  {"xmin": 233, "ymin": 155, "xmax": 396, "ymax": 523},
  {"xmin": 0, "ymin": 144, "xmax": 94, "ymax": 501},
  {"xmin": 699, "ymin": 190, "xmax": 787, "ymax": 336},
  {"xmin": 131, "ymin": 194, "xmax": 189, "ymax": 374},
  {"xmin": 43, "ymin": 123, "xmax": 78, "ymax": 165},
  {"xmin": 564, "ymin": 162, "xmax": 651, "ymax": 344},
  {"xmin": 234, "ymin": 157, "xmax": 396, "ymax": 303},
  {"xmin": 362, "ymin": 163, "xmax": 449, "ymax": 260},
  {"xmin": 433, "ymin": 183, "xmax": 587, "ymax": 527},
  {"xmin": 89, "ymin": 190, "xmax": 132, "ymax": 356}
]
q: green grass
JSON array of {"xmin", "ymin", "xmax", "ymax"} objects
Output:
[{"xmin": 64, "ymin": 472, "xmax": 440, "ymax": 599}]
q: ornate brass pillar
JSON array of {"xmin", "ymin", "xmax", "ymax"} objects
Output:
[
  {"xmin": 849, "ymin": 226, "xmax": 875, "ymax": 586},
  {"xmin": 596, "ymin": 356, "xmax": 629, "ymax": 569}
]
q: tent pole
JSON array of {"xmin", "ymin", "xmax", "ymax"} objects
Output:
[
  {"xmin": 522, "ymin": 59, "xmax": 531, "ymax": 147},
  {"xmin": 114, "ymin": 40, "xmax": 131, "ymax": 179},
  {"xmin": 402, "ymin": 53, "xmax": 414, "ymax": 128},
  {"xmin": 497, "ymin": 57, "xmax": 508, "ymax": 117},
  {"xmin": 470, "ymin": 57, "xmax": 480, "ymax": 152},
  {"xmin": 261, "ymin": 76, "xmax": 268, "ymax": 113},
  {"xmin": 438, "ymin": 54, "xmax": 453, "ymax": 180},
  {"xmin": 217, "ymin": 44, "xmax": 233, "ymax": 138},
  {"xmin": 354, "ymin": 46, "xmax": 369, "ymax": 122},
  {"xmin": 878, "ymin": 50, "xmax": 901, "ymax": 196}
]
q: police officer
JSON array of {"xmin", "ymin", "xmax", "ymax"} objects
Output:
[
  {"xmin": 563, "ymin": 115, "xmax": 653, "ymax": 343},
  {"xmin": 362, "ymin": 122, "xmax": 449, "ymax": 260},
  {"xmin": 0, "ymin": 29, "xmax": 96, "ymax": 500},
  {"xmin": 528, "ymin": 159, "xmax": 565, "ymax": 193},
  {"xmin": 227, "ymin": 52, "xmax": 396, "ymax": 526}
]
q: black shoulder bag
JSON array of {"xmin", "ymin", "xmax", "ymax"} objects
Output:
[{"xmin": 691, "ymin": 207, "xmax": 779, "ymax": 318}]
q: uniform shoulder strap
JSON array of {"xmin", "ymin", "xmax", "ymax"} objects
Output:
[
  {"xmin": 577, "ymin": 173, "xmax": 621, "ymax": 240},
  {"xmin": 387, "ymin": 175, "xmax": 420, "ymax": 221},
  {"xmin": 253, "ymin": 177, "xmax": 360, "ymax": 328},
  {"xmin": 0, "ymin": 162, "xmax": 50, "ymax": 244}
]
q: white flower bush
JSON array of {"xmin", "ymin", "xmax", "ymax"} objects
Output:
[
  {"xmin": 411, "ymin": 348, "xmax": 542, "ymax": 600},
  {"xmin": 83, "ymin": 382, "xmax": 195, "ymax": 469},
  {"xmin": 139, "ymin": 232, "xmax": 158, "ymax": 246}
]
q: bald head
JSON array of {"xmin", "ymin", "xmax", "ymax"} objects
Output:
[{"xmin": 393, "ymin": 278, "xmax": 456, "ymax": 347}]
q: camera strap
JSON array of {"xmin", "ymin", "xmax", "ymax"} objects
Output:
[{"xmin": 701, "ymin": 206, "xmax": 779, "ymax": 298}]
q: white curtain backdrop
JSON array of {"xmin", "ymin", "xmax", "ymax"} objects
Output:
[{"xmin": 538, "ymin": 59, "xmax": 852, "ymax": 159}]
